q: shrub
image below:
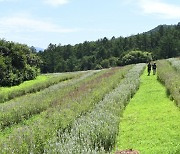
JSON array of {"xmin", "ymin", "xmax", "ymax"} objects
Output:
[
  {"xmin": 0, "ymin": 40, "xmax": 42, "ymax": 86},
  {"xmin": 121, "ymin": 51, "xmax": 152, "ymax": 65}
]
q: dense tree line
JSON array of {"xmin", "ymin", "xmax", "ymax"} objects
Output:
[
  {"xmin": 1, "ymin": 23, "xmax": 180, "ymax": 86},
  {"xmin": 0, "ymin": 39, "xmax": 42, "ymax": 86},
  {"xmin": 38, "ymin": 22, "xmax": 180, "ymax": 73}
]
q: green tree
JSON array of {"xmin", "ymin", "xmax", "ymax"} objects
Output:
[{"xmin": 0, "ymin": 39, "xmax": 41, "ymax": 86}]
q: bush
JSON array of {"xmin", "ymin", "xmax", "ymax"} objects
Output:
[
  {"xmin": 0, "ymin": 40, "xmax": 42, "ymax": 86},
  {"xmin": 100, "ymin": 59, "xmax": 110, "ymax": 68},
  {"xmin": 121, "ymin": 51, "xmax": 152, "ymax": 65}
]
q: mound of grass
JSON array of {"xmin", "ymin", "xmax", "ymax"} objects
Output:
[{"xmin": 115, "ymin": 69, "xmax": 180, "ymax": 153}]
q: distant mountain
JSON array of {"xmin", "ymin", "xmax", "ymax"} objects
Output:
[
  {"xmin": 35, "ymin": 47, "xmax": 44, "ymax": 52},
  {"xmin": 146, "ymin": 24, "xmax": 175, "ymax": 34}
]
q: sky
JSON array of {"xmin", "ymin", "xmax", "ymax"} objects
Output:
[{"xmin": 0, "ymin": 0, "xmax": 180, "ymax": 49}]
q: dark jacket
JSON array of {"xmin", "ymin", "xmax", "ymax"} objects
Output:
[
  {"xmin": 152, "ymin": 63, "xmax": 156, "ymax": 70},
  {"xmin": 148, "ymin": 63, "xmax": 151, "ymax": 70}
]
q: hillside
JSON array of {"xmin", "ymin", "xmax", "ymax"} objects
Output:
[
  {"xmin": 0, "ymin": 22, "xmax": 180, "ymax": 85},
  {"xmin": 145, "ymin": 24, "xmax": 175, "ymax": 34},
  {"xmin": 38, "ymin": 22, "xmax": 180, "ymax": 73}
]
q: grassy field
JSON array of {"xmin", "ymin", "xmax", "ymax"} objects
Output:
[
  {"xmin": 115, "ymin": 69, "xmax": 180, "ymax": 153},
  {"xmin": 0, "ymin": 59, "xmax": 179, "ymax": 153},
  {"xmin": 0, "ymin": 72, "xmax": 80, "ymax": 103},
  {"xmin": 0, "ymin": 65, "xmax": 135, "ymax": 153},
  {"xmin": 44, "ymin": 64, "xmax": 145, "ymax": 153}
]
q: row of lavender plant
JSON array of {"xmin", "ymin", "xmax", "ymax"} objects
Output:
[
  {"xmin": 167, "ymin": 57, "xmax": 180, "ymax": 73},
  {"xmin": 0, "ymin": 66, "xmax": 132, "ymax": 153},
  {"xmin": 0, "ymin": 70, "xmax": 99, "ymax": 130},
  {"xmin": 0, "ymin": 72, "xmax": 82, "ymax": 103},
  {"xmin": 44, "ymin": 63, "xmax": 146, "ymax": 154},
  {"xmin": 157, "ymin": 59, "xmax": 180, "ymax": 107}
]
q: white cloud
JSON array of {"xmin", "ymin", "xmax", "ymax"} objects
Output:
[
  {"xmin": 43, "ymin": 0, "xmax": 69, "ymax": 7},
  {"xmin": 0, "ymin": 16, "xmax": 77, "ymax": 34},
  {"xmin": 137, "ymin": 0, "xmax": 180, "ymax": 19}
]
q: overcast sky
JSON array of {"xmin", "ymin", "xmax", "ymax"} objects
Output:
[{"xmin": 0, "ymin": 0, "xmax": 180, "ymax": 48}]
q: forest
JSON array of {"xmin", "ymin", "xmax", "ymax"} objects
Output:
[
  {"xmin": 0, "ymin": 22, "xmax": 180, "ymax": 86},
  {"xmin": 38, "ymin": 22, "xmax": 180, "ymax": 73}
]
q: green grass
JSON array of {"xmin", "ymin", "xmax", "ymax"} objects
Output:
[
  {"xmin": 0, "ymin": 75, "xmax": 49, "ymax": 103},
  {"xmin": 0, "ymin": 72, "xmax": 79, "ymax": 103},
  {"xmin": 0, "ymin": 75, "xmax": 47, "ymax": 93},
  {"xmin": 115, "ymin": 69, "xmax": 180, "ymax": 154}
]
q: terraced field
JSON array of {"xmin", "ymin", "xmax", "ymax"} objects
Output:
[{"xmin": 0, "ymin": 58, "xmax": 179, "ymax": 154}]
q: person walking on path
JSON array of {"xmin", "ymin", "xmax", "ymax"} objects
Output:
[
  {"xmin": 147, "ymin": 62, "xmax": 151, "ymax": 76},
  {"xmin": 152, "ymin": 62, "xmax": 157, "ymax": 75}
]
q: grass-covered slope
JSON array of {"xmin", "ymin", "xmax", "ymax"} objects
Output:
[
  {"xmin": 0, "ymin": 72, "xmax": 80, "ymax": 103},
  {"xmin": 115, "ymin": 69, "xmax": 180, "ymax": 153}
]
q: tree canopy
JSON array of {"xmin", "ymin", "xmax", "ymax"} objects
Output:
[
  {"xmin": 1, "ymin": 23, "xmax": 180, "ymax": 86},
  {"xmin": 38, "ymin": 23, "xmax": 180, "ymax": 73},
  {"xmin": 0, "ymin": 39, "xmax": 42, "ymax": 86}
]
